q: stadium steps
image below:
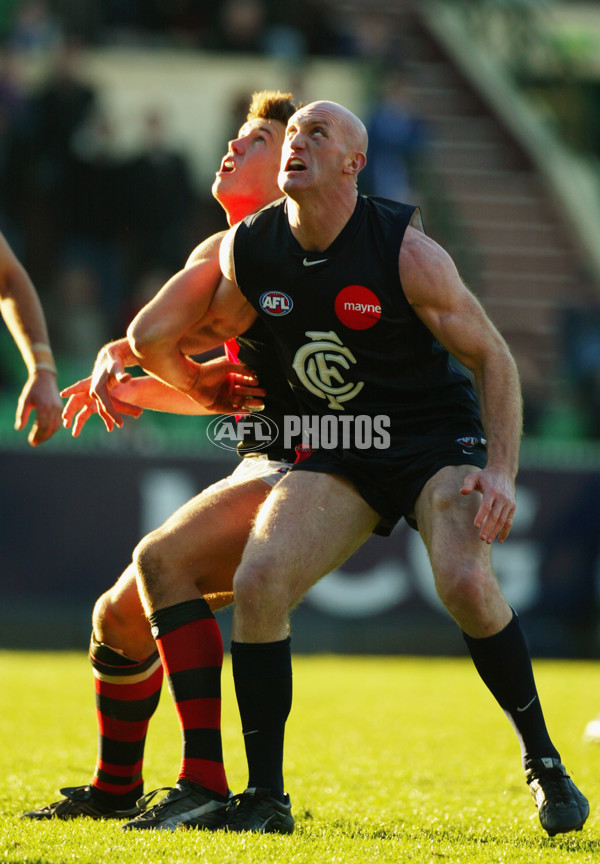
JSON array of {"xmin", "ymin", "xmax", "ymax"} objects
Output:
[
  {"xmin": 404, "ymin": 44, "xmax": 596, "ymax": 407},
  {"xmin": 329, "ymin": 0, "xmax": 600, "ymax": 412}
]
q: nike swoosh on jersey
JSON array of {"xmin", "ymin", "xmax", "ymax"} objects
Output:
[{"xmin": 302, "ymin": 257, "xmax": 328, "ymax": 267}]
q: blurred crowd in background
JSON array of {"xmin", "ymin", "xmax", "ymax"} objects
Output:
[
  {"xmin": 0, "ymin": 0, "xmax": 351, "ymax": 57},
  {"xmin": 0, "ymin": 0, "xmax": 435, "ymax": 425},
  {"xmin": 0, "ymin": 0, "xmax": 599, "ymax": 445}
]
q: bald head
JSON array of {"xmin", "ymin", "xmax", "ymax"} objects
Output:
[{"xmin": 290, "ymin": 100, "xmax": 368, "ymax": 155}]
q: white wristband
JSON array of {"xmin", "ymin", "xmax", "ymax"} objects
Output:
[{"xmin": 34, "ymin": 362, "xmax": 58, "ymax": 376}]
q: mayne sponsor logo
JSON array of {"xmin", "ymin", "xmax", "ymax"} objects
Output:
[
  {"xmin": 344, "ymin": 301, "xmax": 381, "ymax": 314},
  {"xmin": 335, "ymin": 284, "xmax": 382, "ymax": 330},
  {"xmin": 206, "ymin": 413, "xmax": 279, "ymax": 451},
  {"xmin": 260, "ymin": 290, "xmax": 293, "ymax": 316}
]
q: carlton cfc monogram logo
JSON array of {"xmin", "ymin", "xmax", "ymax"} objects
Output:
[
  {"xmin": 292, "ymin": 330, "xmax": 364, "ymax": 411},
  {"xmin": 260, "ymin": 290, "xmax": 293, "ymax": 316}
]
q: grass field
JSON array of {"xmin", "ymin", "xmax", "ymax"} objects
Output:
[{"xmin": 1, "ymin": 651, "xmax": 599, "ymax": 863}]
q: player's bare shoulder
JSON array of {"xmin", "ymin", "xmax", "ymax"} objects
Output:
[
  {"xmin": 218, "ymin": 223, "xmax": 241, "ymax": 283},
  {"xmin": 204, "ymin": 224, "xmax": 256, "ymax": 334},
  {"xmin": 399, "ymin": 226, "xmax": 461, "ymax": 307},
  {"xmin": 185, "ymin": 230, "xmax": 228, "ymax": 268}
]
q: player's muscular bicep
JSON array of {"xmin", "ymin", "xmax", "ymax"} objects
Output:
[
  {"xmin": 400, "ymin": 229, "xmax": 463, "ymax": 318},
  {"xmin": 129, "ymin": 258, "xmax": 222, "ymax": 350},
  {"xmin": 399, "ymin": 228, "xmax": 495, "ymax": 368}
]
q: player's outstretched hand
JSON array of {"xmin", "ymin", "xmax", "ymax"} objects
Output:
[
  {"xmin": 61, "ymin": 339, "xmax": 141, "ymax": 433},
  {"xmin": 460, "ymin": 467, "xmax": 515, "ymax": 544},
  {"xmin": 15, "ymin": 371, "xmax": 63, "ymax": 446},
  {"xmin": 61, "ymin": 376, "xmax": 143, "ymax": 436}
]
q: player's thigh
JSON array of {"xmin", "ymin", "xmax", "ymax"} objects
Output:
[
  {"xmin": 146, "ymin": 476, "xmax": 273, "ymax": 592},
  {"xmin": 238, "ymin": 470, "xmax": 379, "ymax": 605}
]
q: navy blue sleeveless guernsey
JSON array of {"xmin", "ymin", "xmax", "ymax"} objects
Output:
[{"xmin": 233, "ymin": 194, "xmax": 483, "ymax": 461}]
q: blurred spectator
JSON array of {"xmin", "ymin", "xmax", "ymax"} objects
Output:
[
  {"xmin": 211, "ymin": 0, "xmax": 268, "ymax": 54},
  {"xmin": 262, "ymin": 22, "xmax": 306, "ymax": 62},
  {"xmin": 24, "ymin": 39, "xmax": 98, "ymax": 282},
  {"xmin": 124, "ymin": 108, "xmax": 197, "ymax": 287},
  {"xmin": 341, "ymin": 10, "xmax": 402, "ymax": 61},
  {"xmin": 361, "ymin": 69, "xmax": 430, "ymax": 203},
  {"xmin": 6, "ymin": 0, "xmax": 63, "ymax": 56},
  {"xmin": 0, "ymin": 49, "xmax": 27, "ymax": 125},
  {"xmin": 0, "ymin": 49, "xmax": 29, "ymax": 248},
  {"xmin": 61, "ymin": 107, "xmax": 129, "ymax": 331},
  {"xmin": 28, "ymin": 39, "xmax": 97, "ymax": 167},
  {"xmin": 262, "ymin": 0, "xmax": 344, "ymax": 59},
  {"xmin": 49, "ymin": 0, "xmax": 103, "ymax": 45},
  {"xmin": 46, "ymin": 262, "xmax": 109, "ymax": 378}
]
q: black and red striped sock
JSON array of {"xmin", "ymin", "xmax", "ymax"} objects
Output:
[
  {"xmin": 149, "ymin": 599, "xmax": 228, "ymax": 799},
  {"xmin": 89, "ymin": 638, "xmax": 163, "ymax": 809}
]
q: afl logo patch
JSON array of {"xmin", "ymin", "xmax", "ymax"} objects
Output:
[
  {"xmin": 335, "ymin": 285, "xmax": 381, "ymax": 330},
  {"xmin": 260, "ymin": 291, "xmax": 293, "ymax": 316},
  {"xmin": 456, "ymin": 436, "xmax": 479, "ymax": 447}
]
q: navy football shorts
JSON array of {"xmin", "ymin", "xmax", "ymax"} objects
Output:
[{"xmin": 291, "ymin": 432, "xmax": 487, "ymax": 537}]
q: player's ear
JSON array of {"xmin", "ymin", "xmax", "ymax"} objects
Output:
[{"xmin": 343, "ymin": 151, "xmax": 367, "ymax": 176}]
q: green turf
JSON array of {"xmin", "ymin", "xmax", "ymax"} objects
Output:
[{"xmin": 1, "ymin": 651, "xmax": 598, "ymax": 863}]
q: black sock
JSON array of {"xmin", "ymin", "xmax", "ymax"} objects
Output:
[
  {"xmin": 462, "ymin": 611, "xmax": 559, "ymax": 764},
  {"xmin": 231, "ymin": 638, "xmax": 292, "ymax": 801}
]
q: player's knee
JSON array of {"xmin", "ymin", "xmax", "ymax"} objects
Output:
[
  {"xmin": 233, "ymin": 563, "xmax": 268, "ymax": 605},
  {"xmin": 92, "ymin": 588, "xmax": 128, "ymax": 644},
  {"xmin": 435, "ymin": 559, "xmax": 491, "ymax": 618},
  {"xmin": 233, "ymin": 558, "xmax": 288, "ymax": 615},
  {"xmin": 135, "ymin": 525, "xmax": 169, "ymax": 566}
]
